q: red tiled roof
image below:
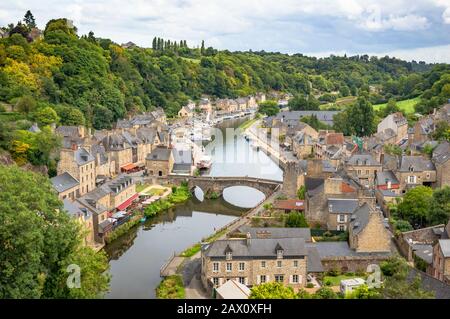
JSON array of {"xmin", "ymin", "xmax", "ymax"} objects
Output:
[
  {"xmin": 325, "ymin": 133, "xmax": 344, "ymax": 145},
  {"xmin": 274, "ymin": 199, "xmax": 305, "ymax": 211}
]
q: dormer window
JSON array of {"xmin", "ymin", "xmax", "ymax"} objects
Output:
[
  {"xmin": 226, "ymin": 252, "xmax": 232, "ymax": 260},
  {"xmin": 277, "ymin": 250, "xmax": 283, "ymax": 259},
  {"xmin": 224, "ymin": 244, "xmax": 233, "ymax": 260},
  {"xmin": 409, "ymin": 165, "xmax": 414, "ymax": 172}
]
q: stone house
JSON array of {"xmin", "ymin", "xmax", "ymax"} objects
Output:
[
  {"xmin": 55, "ymin": 125, "xmax": 86, "ymax": 139},
  {"xmin": 377, "ymin": 112, "xmax": 408, "ymax": 144},
  {"xmin": 63, "ymin": 198, "xmax": 95, "ymax": 247},
  {"xmin": 375, "ymin": 170, "xmax": 401, "ymax": 194},
  {"xmin": 432, "ymin": 141, "xmax": 450, "ymax": 188},
  {"xmin": 50, "ymin": 172, "xmax": 80, "ymax": 200},
  {"xmin": 247, "ymin": 96, "xmax": 257, "ymax": 109},
  {"xmin": 90, "ymin": 144, "xmax": 116, "ymax": 179},
  {"xmin": 77, "ymin": 175, "xmax": 136, "ymax": 242},
  {"xmin": 57, "ymin": 147, "xmax": 96, "ymax": 196},
  {"xmin": 199, "ymin": 98, "xmax": 212, "ymax": 113},
  {"xmin": 201, "ymin": 237, "xmax": 315, "ymax": 292},
  {"xmin": 178, "ymin": 101, "xmax": 195, "ymax": 117},
  {"xmin": 345, "ymin": 153, "xmax": 382, "ymax": 188},
  {"xmin": 411, "ymin": 116, "xmax": 435, "ymax": 149},
  {"xmin": 431, "ymin": 239, "xmax": 450, "ymax": 284},
  {"xmin": 327, "ymin": 198, "xmax": 359, "ymax": 231},
  {"xmin": 236, "ymin": 97, "xmax": 248, "ymax": 111},
  {"xmin": 145, "ymin": 146, "xmax": 174, "ymax": 177},
  {"xmin": 292, "ymin": 131, "xmax": 315, "ymax": 158},
  {"xmin": 102, "ymin": 133, "xmax": 133, "ymax": 174},
  {"xmin": 395, "ymin": 155, "xmax": 436, "ymax": 193},
  {"xmin": 314, "ymin": 131, "xmax": 345, "ymax": 160},
  {"xmin": 348, "ymin": 203, "xmax": 391, "ymax": 253}
]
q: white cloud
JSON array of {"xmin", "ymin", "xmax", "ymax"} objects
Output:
[{"xmin": 360, "ymin": 13, "xmax": 430, "ymax": 31}]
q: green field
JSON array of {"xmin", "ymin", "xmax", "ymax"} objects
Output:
[
  {"xmin": 373, "ymin": 97, "xmax": 420, "ymax": 114},
  {"xmin": 323, "ymin": 275, "xmax": 366, "ymax": 286}
]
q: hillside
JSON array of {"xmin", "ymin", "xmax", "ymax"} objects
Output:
[{"xmin": 1, "ymin": 17, "xmax": 450, "ymax": 131}]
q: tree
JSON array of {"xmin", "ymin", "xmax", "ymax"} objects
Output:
[
  {"xmin": 431, "ymin": 121, "xmax": 450, "ymax": 142},
  {"xmin": 258, "ymin": 100, "xmax": 279, "ymax": 117},
  {"xmin": 428, "ymin": 186, "xmax": 450, "ymax": 226},
  {"xmin": 249, "ymin": 282, "xmax": 297, "ymax": 299},
  {"xmin": 345, "ymin": 284, "xmax": 381, "ymax": 299},
  {"xmin": 297, "ymin": 185, "xmax": 306, "ymax": 200},
  {"xmin": 288, "ymin": 95, "xmax": 320, "ymax": 111},
  {"xmin": 33, "ymin": 106, "xmax": 60, "ymax": 126},
  {"xmin": 348, "ymin": 94, "xmax": 375, "ymax": 136},
  {"xmin": 16, "ymin": 95, "xmax": 36, "ymax": 114},
  {"xmin": 152, "ymin": 37, "xmax": 157, "ymax": 50},
  {"xmin": 312, "ymin": 287, "xmax": 338, "ymax": 299},
  {"xmin": 200, "ymin": 40, "xmax": 205, "ymax": 55},
  {"xmin": 0, "ymin": 165, "xmax": 110, "ymax": 298},
  {"xmin": 23, "ymin": 10, "xmax": 36, "ymax": 29},
  {"xmin": 397, "ymin": 186, "xmax": 433, "ymax": 228},
  {"xmin": 56, "ymin": 105, "xmax": 86, "ymax": 126},
  {"xmin": 382, "ymin": 98, "xmax": 400, "ymax": 117},
  {"xmin": 285, "ymin": 212, "xmax": 309, "ymax": 228}
]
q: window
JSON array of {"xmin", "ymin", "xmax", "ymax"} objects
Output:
[
  {"xmin": 277, "ymin": 249, "xmax": 283, "ymax": 259},
  {"xmin": 239, "ymin": 277, "xmax": 245, "ymax": 285},
  {"xmin": 213, "ymin": 278, "xmax": 219, "ymax": 286},
  {"xmin": 261, "ymin": 261, "xmax": 266, "ymax": 269},
  {"xmin": 226, "ymin": 252, "xmax": 232, "ymax": 260},
  {"xmin": 339, "ymin": 224, "xmax": 346, "ymax": 231},
  {"xmin": 158, "ymin": 171, "xmax": 163, "ymax": 177},
  {"xmin": 357, "ymin": 169, "xmax": 362, "ymax": 175},
  {"xmin": 277, "ymin": 260, "xmax": 282, "ymax": 268},
  {"xmin": 338, "ymin": 214, "xmax": 345, "ymax": 223},
  {"xmin": 213, "ymin": 262, "xmax": 219, "ymax": 272},
  {"xmin": 292, "ymin": 275, "xmax": 299, "ymax": 283},
  {"xmin": 226, "ymin": 263, "xmax": 232, "ymax": 272},
  {"xmin": 293, "ymin": 260, "xmax": 298, "ymax": 268},
  {"xmin": 239, "ymin": 262, "xmax": 245, "ymax": 271},
  {"xmin": 408, "ymin": 176, "xmax": 417, "ymax": 184},
  {"xmin": 260, "ymin": 275, "xmax": 266, "ymax": 284},
  {"xmin": 366, "ymin": 170, "xmax": 369, "ymax": 175},
  {"xmin": 275, "ymin": 275, "xmax": 284, "ymax": 283}
]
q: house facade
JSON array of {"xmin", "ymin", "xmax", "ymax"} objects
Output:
[
  {"xmin": 201, "ymin": 237, "xmax": 308, "ymax": 292},
  {"xmin": 145, "ymin": 146, "xmax": 174, "ymax": 177},
  {"xmin": 345, "ymin": 154, "xmax": 382, "ymax": 188},
  {"xmin": 395, "ymin": 156, "xmax": 436, "ymax": 193}
]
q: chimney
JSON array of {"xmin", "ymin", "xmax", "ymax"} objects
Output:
[{"xmin": 246, "ymin": 232, "xmax": 251, "ymax": 246}]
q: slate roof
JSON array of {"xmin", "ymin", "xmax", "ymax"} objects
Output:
[
  {"xmin": 102, "ymin": 134, "xmax": 131, "ymax": 151},
  {"xmin": 379, "ymin": 189, "xmax": 401, "ymax": 197},
  {"xmin": 439, "ymin": 239, "xmax": 450, "ymax": 257},
  {"xmin": 327, "ymin": 198, "xmax": 359, "ymax": 214},
  {"xmin": 204, "ymin": 238, "xmax": 307, "ymax": 258},
  {"xmin": 313, "ymin": 241, "xmax": 391, "ymax": 258},
  {"xmin": 137, "ymin": 127, "xmax": 157, "ymax": 144},
  {"xmin": 306, "ymin": 245, "xmax": 324, "ymax": 273},
  {"xmin": 63, "ymin": 198, "xmax": 91, "ymax": 220},
  {"xmin": 274, "ymin": 111, "xmax": 341, "ymax": 126},
  {"xmin": 399, "ymin": 156, "xmax": 435, "ymax": 172},
  {"xmin": 146, "ymin": 147, "xmax": 172, "ymax": 161},
  {"xmin": 51, "ymin": 172, "xmax": 79, "ymax": 193},
  {"xmin": 350, "ymin": 202, "xmax": 372, "ymax": 235},
  {"xmin": 347, "ymin": 153, "xmax": 381, "ymax": 166},
  {"xmin": 238, "ymin": 226, "xmax": 311, "ymax": 242},
  {"xmin": 90, "ymin": 144, "xmax": 108, "ymax": 165},
  {"xmin": 412, "ymin": 244, "xmax": 433, "ymax": 264},
  {"xmin": 172, "ymin": 163, "xmax": 191, "ymax": 173},
  {"xmin": 122, "ymin": 131, "xmax": 142, "ymax": 148},
  {"xmin": 56, "ymin": 126, "xmax": 79, "ymax": 137},
  {"xmin": 407, "ymin": 268, "xmax": 450, "ymax": 299},
  {"xmin": 432, "ymin": 141, "xmax": 450, "ymax": 165},
  {"xmin": 305, "ymin": 177, "xmax": 325, "ymax": 196},
  {"xmin": 74, "ymin": 148, "xmax": 95, "ymax": 165},
  {"xmin": 376, "ymin": 170, "xmax": 400, "ymax": 185}
]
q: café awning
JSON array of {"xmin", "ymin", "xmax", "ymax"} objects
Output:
[
  {"xmin": 116, "ymin": 193, "xmax": 139, "ymax": 211},
  {"xmin": 121, "ymin": 163, "xmax": 137, "ymax": 172}
]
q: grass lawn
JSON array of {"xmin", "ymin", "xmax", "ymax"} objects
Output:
[
  {"xmin": 320, "ymin": 96, "xmax": 357, "ymax": 110},
  {"xmin": 156, "ymin": 275, "xmax": 185, "ymax": 299},
  {"xmin": 136, "ymin": 183, "xmax": 150, "ymax": 193},
  {"xmin": 180, "ymin": 228, "xmax": 228, "ymax": 257},
  {"xmin": 373, "ymin": 97, "xmax": 420, "ymax": 114},
  {"xmin": 323, "ymin": 275, "xmax": 365, "ymax": 286}
]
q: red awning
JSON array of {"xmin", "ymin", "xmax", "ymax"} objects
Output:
[
  {"xmin": 116, "ymin": 193, "xmax": 139, "ymax": 211},
  {"xmin": 121, "ymin": 163, "xmax": 137, "ymax": 171}
]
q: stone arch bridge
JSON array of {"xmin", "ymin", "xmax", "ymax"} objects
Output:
[{"xmin": 151, "ymin": 175, "xmax": 282, "ymax": 198}]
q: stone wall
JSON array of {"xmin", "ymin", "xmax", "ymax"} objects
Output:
[{"xmin": 321, "ymin": 255, "xmax": 389, "ymax": 272}]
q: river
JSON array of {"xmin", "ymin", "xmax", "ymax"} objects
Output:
[{"xmin": 105, "ymin": 116, "xmax": 283, "ymax": 299}]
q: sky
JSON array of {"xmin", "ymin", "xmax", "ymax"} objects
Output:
[{"xmin": 1, "ymin": 0, "xmax": 450, "ymax": 63}]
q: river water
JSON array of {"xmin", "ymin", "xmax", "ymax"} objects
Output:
[{"xmin": 105, "ymin": 117, "xmax": 283, "ymax": 299}]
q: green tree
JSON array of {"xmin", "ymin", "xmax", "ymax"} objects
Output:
[
  {"xmin": 56, "ymin": 105, "xmax": 86, "ymax": 126},
  {"xmin": 349, "ymin": 95, "xmax": 375, "ymax": 136},
  {"xmin": 258, "ymin": 100, "xmax": 279, "ymax": 116},
  {"xmin": 33, "ymin": 106, "xmax": 60, "ymax": 126},
  {"xmin": 397, "ymin": 186, "xmax": 433, "ymax": 228},
  {"xmin": 345, "ymin": 284, "xmax": 381, "ymax": 299},
  {"xmin": 200, "ymin": 40, "xmax": 205, "ymax": 55},
  {"xmin": 285, "ymin": 212, "xmax": 309, "ymax": 228},
  {"xmin": 0, "ymin": 165, "xmax": 110, "ymax": 298},
  {"xmin": 297, "ymin": 185, "xmax": 306, "ymax": 200},
  {"xmin": 382, "ymin": 98, "xmax": 400, "ymax": 117},
  {"xmin": 249, "ymin": 282, "xmax": 297, "ymax": 299},
  {"xmin": 429, "ymin": 186, "xmax": 450, "ymax": 226},
  {"xmin": 312, "ymin": 287, "xmax": 338, "ymax": 299},
  {"xmin": 23, "ymin": 10, "xmax": 36, "ymax": 29},
  {"xmin": 16, "ymin": 95, "xmax": 36, "ymax": 114}
]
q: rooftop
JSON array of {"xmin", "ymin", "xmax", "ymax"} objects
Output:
[
  {"xmin": 146, "ymin": 147, "xmax": 172, "ymax": 161},
  {"xmin": 50, "ymin": 172, "xmax": 79, "ymax": 193},
  {"xmin": 328, "ymin": 198, "xmax": 359, "ymax": 214},
  {"xmin": 399, "ymin": 156, "xmax": 435, "ymax": 172}
]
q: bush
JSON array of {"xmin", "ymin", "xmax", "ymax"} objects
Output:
[
  {"xmin": 306, "ymin": 283, "xmax": 314, "ymax": 288},
  {"xmin": 105, "ymin": 215, "xmax": 142, "ymax": 244},
  {"xmin": 285, "ymin": 212, "xmax": 309, "ymax": 228},
  {"xmin": 156, "ymin": 275, "xmax": 185, "ymax": 299}
]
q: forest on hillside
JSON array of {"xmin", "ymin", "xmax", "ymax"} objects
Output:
[{"xmin": 1, "ymin": 13, "xmax": 450, "ymax": 131}]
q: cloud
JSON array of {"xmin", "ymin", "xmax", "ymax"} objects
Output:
[{"xmin": 0, "ymin": 0, "xmax": 450, "ymax": 62}]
